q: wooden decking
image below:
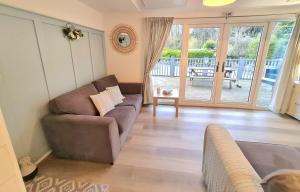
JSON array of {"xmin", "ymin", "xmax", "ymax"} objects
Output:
[{"xmin": 38, "ymin": 106, "xmax": 299, "ymax": 192}]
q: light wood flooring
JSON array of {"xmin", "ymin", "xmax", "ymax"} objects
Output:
[{"xmin": 39, "ymin": 105, "xmax": 300, "ymax": 192}]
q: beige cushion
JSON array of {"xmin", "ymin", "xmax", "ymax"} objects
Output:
[
  {"xmin": 261, "ymin": 169, "xmax": 300, "ymax": 192},
  {"xmin": 106, "ymin": 86, "xmax": 125, "ymax": 106},
  {"xmin": 90, "ymin": 91, "xmax": 115, "ymax": 117}
]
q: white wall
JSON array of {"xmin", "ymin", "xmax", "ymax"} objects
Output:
[
  {"xmin": 0, "ymin": 0, "xmax": 104, "ymax": 30},
  {"xmin": 104, "ymin": 14, "xmax": 144, "ymax": 82}
]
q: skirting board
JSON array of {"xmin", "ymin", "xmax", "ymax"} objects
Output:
[{"xmin": 35, "ymin": 150, "xmax": 52, "ymax": 165}]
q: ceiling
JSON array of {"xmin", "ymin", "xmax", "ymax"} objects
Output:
[{"xmin": 79, "ymin": 0, "xmax": 300, "ymax": 13}]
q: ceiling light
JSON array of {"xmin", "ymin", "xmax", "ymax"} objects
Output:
[{"xmin": 203, "ymin": 0, "xmax": 236, "ymax": 7}]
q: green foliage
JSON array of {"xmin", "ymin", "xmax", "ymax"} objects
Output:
[
  {"xmin": 266, "ymin": 21, "xmax": 294, "ymax": 59},
  {"xmin": 162, "ymin": 21, "xmax": 294, "ymax": 60},
  {"xmin": 161, "ymin": 48, "xmax": 215, "ymax": 58},
  {"xmin": 162, "ymin": 48, "xmax": 181, "ymax": 58},
  {"xmin": 267, "ymin": 36, "xmax": 277, "ymax": 59},
  {"xmin": 188, "ymin": 50, "xmax": 215, "ymax": 58},
  {"xmin": 203, "ymin": 40, "xmax": 217, "ymax": 49},
  {"xmin": 231, "ymin": 21, "xmax": 294, "ymax": 59},
  {"xmin": 247, "ymin": 36, "xmax": 260, "ymax": 59}
]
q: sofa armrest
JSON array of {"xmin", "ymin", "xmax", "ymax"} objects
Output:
[
  {"xmin": 118, "ymin": 82, "xmax": 143, "ymax": 95},
  {"xmin": 202, "ymin": 124, "xmax": 264, "ymax": 192},
  {"xmin": 42, "ymin": 114, "xmax": 121, "ymax": 164}
]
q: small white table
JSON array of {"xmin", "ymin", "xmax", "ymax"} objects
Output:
[{"xmin": 153, "ymin": 89, "xmax": 179, "ymax": 117}]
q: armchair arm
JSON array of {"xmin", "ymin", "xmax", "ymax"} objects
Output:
[
  {"xmin": 202, "ymin": 125, "xmax": 263, "ymax": 192},
  {"xmin": 42, "ymin": 114, "xmax": 120, "ymax": 164},
  {"xmin": 118, "ymin": 82, "xmax": 143, "ymax": 95}
]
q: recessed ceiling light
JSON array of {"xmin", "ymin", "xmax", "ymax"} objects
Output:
[{"xmin": 203, "ymin": 0, "xmax": 237, "ymax": 7}]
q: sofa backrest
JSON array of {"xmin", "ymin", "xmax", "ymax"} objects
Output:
[
  {"xmin": 49, "ymin": 83, "xmax": 98, "ymax": 116},
  {"xmin": 93, "ymin": 75, "xmax": 119, "ymax": 92}
]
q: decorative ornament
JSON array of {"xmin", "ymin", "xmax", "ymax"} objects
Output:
[{"xmin": 62, "ymin": 23, "xmax": 84, "ymax": 41}]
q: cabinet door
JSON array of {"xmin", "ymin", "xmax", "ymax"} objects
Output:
[
  {"xmin": 0, "ymin": 109, "xmax": 26, "ymax": 192},
  {"xmin": 288, "ymin": 84, "xmax": 300, "ymax": 120},
  {"xmin": 70, "ymin": 31, "xmax": 93, "ymax": 87},
  {"xmin": 90, "ymin": 33, "xmax": 106, "ymax": 80},
  {"xmin": 40, "ymin": 23, "xmax": 77, "ymax": 99}
]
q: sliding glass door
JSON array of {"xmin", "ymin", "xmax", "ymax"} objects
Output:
[
  {"xmin": 183, "ymin": 25, "xmax": 222, "ymax": 102},
  {"xmin": 256, "ymin": 21, "xmax": 295, "ymax": 107},
  {"xmin": 151, "ymin": 24, "xmax": 183, "ymax": 92},
  {"xmin": 180, "ymin": 22, "xmax": 269, "ymax": 107},
  {"xmin": 217, "ymin": 24, "xmax": 266, "ymax": 105}
]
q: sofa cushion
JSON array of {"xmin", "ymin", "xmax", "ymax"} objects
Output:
[
  {"xmin": 261, "ymin": 169, "xmax": 300, "ymax": 192},
  {"xmin": 106, "ymin": 86, "xmax": 125, "ymax": 106},
  {"xmin": 118, "ymin": 94, "xmax": 142, "ymax": 111},
  {"xmin": 93, "ymin": 75, "xmax": 119, "ymax": 92},
  {"xmin": 105, "ymin": 106, "xmax": 136, "ymax": 134},
  {"xmin": 237, "ymin": 141, "xmax": 300, "ymax": 178},
  {"xmin": 49, "ymin": 84, "xmax": 98, "ymax": 116},
  {"xmin": 90, "ymin": 91, "xmax": 115, "ymax": 117}
]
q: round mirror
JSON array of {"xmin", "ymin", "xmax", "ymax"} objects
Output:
[
  {"xmin": 111, "ymin": 25, "xmax": 137, "ymax": 53},
  {"xmin": 118, "ymin": 33, "xmax": 131, "ymax": 47}
]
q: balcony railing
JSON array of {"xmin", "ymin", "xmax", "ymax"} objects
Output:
[{"xmin": 151, "ymin": 57, "xmax": 283, "ymax": 80}]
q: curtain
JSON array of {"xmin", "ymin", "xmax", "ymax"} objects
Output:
[
  {"xmin": 269, "ymin": 15, "xmax": 300, "ymax": 113},
  {"xmin": 143, "ymin": 17, "xmax": 174, "ymax": 104}
]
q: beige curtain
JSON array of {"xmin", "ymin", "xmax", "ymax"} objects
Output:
[
  {"xmin": 270, "ymin": 15, "xmax": 300, "ymax": 113},
  {"xmin": 143, "ymin": 17, "xmax": 174, "ymax": 104}
]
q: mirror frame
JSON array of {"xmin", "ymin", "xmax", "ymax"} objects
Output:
[{"xmin": 111, "ymin": 24, "xmax": 137, "ymax": 53}]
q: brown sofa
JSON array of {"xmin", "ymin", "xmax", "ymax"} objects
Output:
[{"xmin": 42, "ymin": 75, "xmax": 143, "ymax": 164}]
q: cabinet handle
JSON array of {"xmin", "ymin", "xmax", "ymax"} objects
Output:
[
  {"xmin": 216, "ymin": 62, "xmax": 220, "ymax": 72},
  {"xmin": 222, "ymin": 62, "xmax": 225, "ymax": 72}
]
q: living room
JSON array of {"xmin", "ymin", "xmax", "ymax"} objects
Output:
[{"xmin": 0, "ymin": 0, "xmax": 300, "ymax": 192}]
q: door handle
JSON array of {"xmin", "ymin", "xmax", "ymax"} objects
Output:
[
  {"xmin": 216, "ymin": 62, "xmax": 220, "ymax": 72},
  {"xmin": 222, "ymin": 62, "xmax": 225, "ymax": 72}
]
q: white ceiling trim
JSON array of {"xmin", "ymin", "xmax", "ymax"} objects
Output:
[{"xmin": 79, "ymin": 0, "xmax": 300, "ymax": 13}]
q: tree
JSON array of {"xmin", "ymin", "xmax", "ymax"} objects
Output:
[
  {"xmin": 203, "ymin": 40, "xmax": 217, "ymax": 50},
  {"xmin": 247, "ymin": 36, "xmax": 260, "ymax": 59},
  {"xmin": 266, "ymin": 21, "xmax": 294, "ymax": 59},
  {"xmin": 189, "ymin": 28, "xmax": 219, "ymax": 49},
  {"xmin": 165, "ymin": 25, "xmax": 183, "ymax": 49}
]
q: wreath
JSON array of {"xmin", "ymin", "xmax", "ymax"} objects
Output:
[{"xmin": 62, "ymin": 23, "xmax": 84, "ymax": 41}]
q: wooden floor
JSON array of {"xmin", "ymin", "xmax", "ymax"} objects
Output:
[{"xmin": 39, "ymin": 105, "xmax": 300, "ymax": 192}]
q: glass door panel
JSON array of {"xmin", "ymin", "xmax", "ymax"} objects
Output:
[
  {"xmin": 220, "ymin": 25, "xmax": 264, "ymax": 103},
  {"xmin": 184, "ymin": 27, "xmax": 221, "ymax": 101},
  {"xmin": 151, "ymin": 24, "xmax": 183, "ymax": 91},
  {"xmin": 256, "ymin": 21, "xmax": 295, "ymax": 107}
]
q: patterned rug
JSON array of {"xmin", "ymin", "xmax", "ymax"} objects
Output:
[{"xmin": 26, "ymin": 175, "xmax": 108, "ymax": 192}]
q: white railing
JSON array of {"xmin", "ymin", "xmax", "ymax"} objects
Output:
[{"xmin": 151, "ymin": 57, "xmax": 283, "ymax": 80}]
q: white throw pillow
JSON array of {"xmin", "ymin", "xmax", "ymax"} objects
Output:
[
  {"xmin": 106, "ymin": 86, "xmax": 125, "ymax": 106},
  {"xmin": 90, "ymin": 91, "xmax": 115, "ymax": 117}
]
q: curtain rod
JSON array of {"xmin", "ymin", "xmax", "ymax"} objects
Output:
[{"xmin": 175, "ymin": 12, "xmax": 297, "ymax": 20}]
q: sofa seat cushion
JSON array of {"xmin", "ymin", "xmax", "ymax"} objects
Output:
[
  {"xmin": 105, "ymin": 106, "xmax": 136, "ymax": 134},
  {"xmin": 118, "ymin": 94, "xmax": 142, "ymax": 111},
  {"xmin": 49, "ymin": 84, "xmax": 98, "ymax": 116},
  {"xmin": 237, "ymin": 141, "xmax": 300, "ymax": 178},
  {"xmin": 93, "ymin": 75, "xmax": 118, "ymax": 92}
]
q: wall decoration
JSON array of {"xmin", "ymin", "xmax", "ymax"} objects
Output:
[
  {"xmin": 111, "ymin": 24, "xmax": 137, "ymax": 53},
  {"xmin": 62, "ymin": 23, "xmax": 84, "ymax": 41}
]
